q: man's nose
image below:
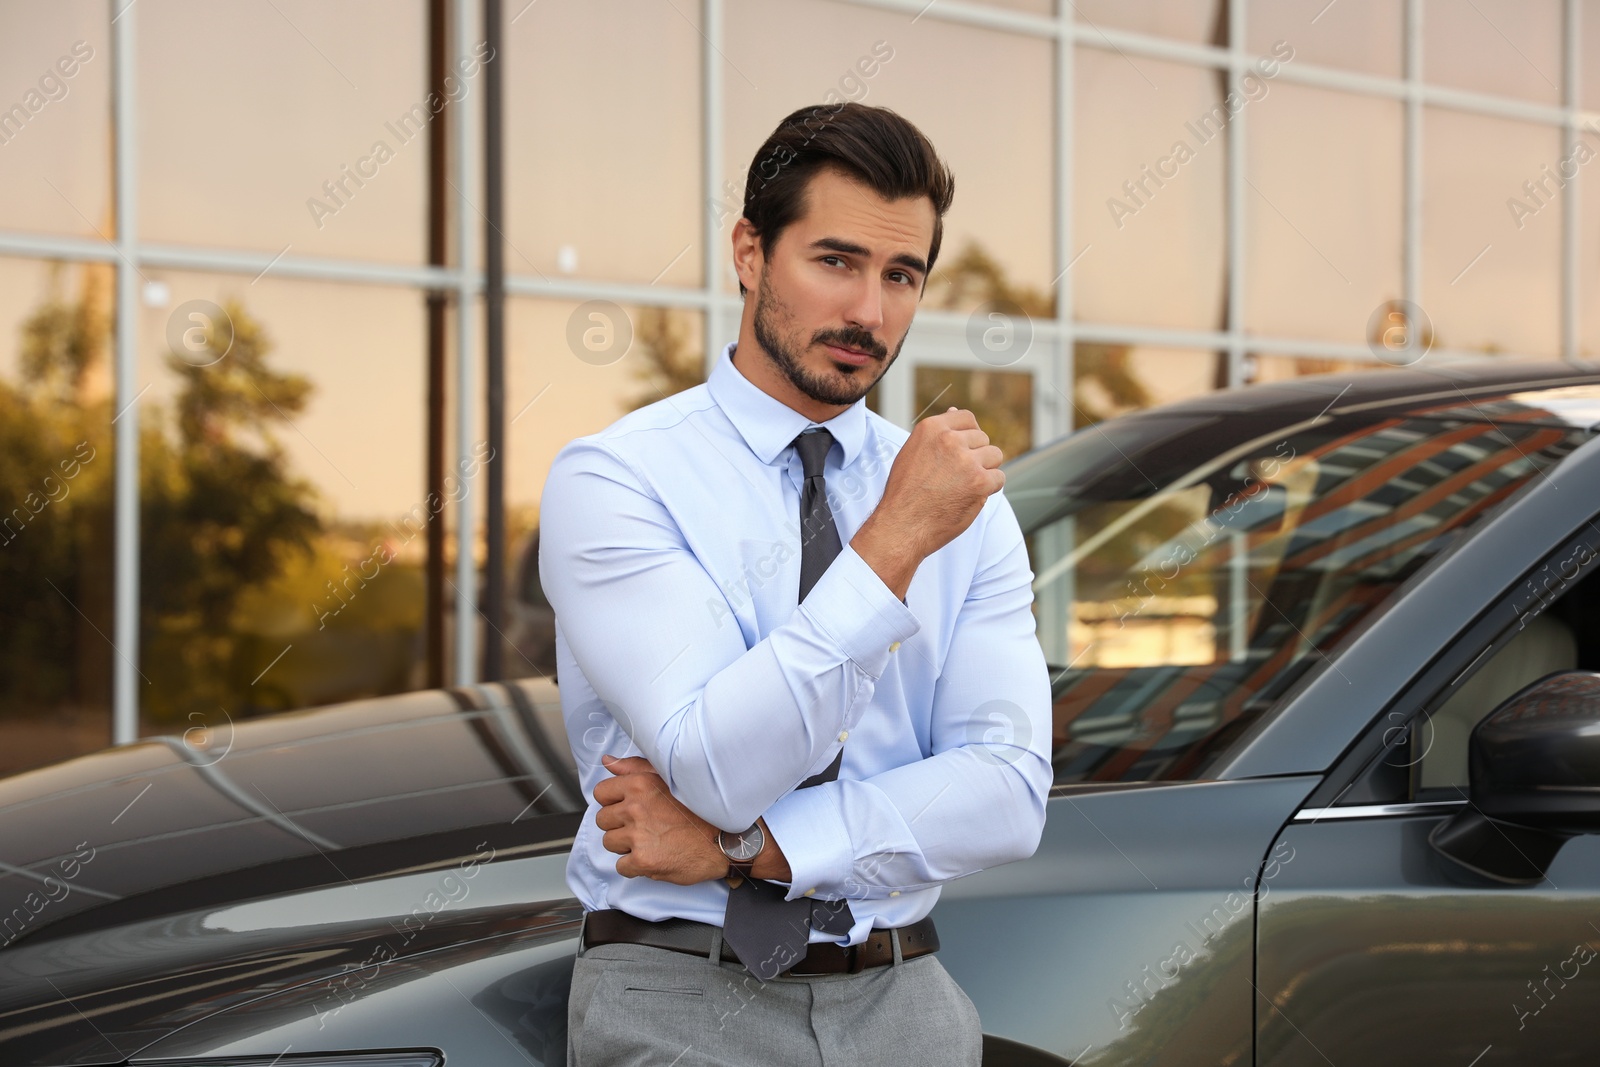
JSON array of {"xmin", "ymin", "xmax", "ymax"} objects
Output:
[{"xmin": 844, "ymin": 277, "xmax": 885, "ymax": 334}]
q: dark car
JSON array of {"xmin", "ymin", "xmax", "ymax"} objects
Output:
[{"xmin": 6, "ymin": 360, "xmax": 1600, "ymax": 1066}]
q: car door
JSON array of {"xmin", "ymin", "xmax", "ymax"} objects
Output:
[
  {"xmin": 1254, "ymin": 511, "xmax": 1600, "ymax": 1066},
  {"xmin": 935, "ymin": 775, "xmax": 1314, "ymax": 1066}
]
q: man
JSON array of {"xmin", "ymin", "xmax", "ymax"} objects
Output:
[{"xmin": 539, "ymin": 101, "xmax": 1052, "ymax": 1066}]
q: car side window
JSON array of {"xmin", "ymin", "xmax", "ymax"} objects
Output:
[
  {"xmin": 1416, "ymin": 559, "xmax": 1600, "ymax": 791},
  {"xmin": 1417, "ymin": 613, "xmax": 1579, "ymax": 789},
  {"xmin": 1013, "ymin": 416, "xmax": 1586, "ymax": 787}
]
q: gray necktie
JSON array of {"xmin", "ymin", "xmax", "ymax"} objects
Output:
[{"xmin": 720, "ymin": 428, "xmax": 856, "ymax": 980}]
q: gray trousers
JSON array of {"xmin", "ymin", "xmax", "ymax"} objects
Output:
[{"xmin": 566, "ymin": 916, "xmax": 984, "ymax": 1066}]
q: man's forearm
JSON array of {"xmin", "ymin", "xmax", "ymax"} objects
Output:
[
  {"xmin": 758, "ymin": 744, "xmax": 1052, "ymax": 902},
  {"xmin": 850, "ymin": 512, "xmax": 926, "ymax": 601}
]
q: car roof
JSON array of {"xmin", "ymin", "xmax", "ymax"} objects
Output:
[
  {"xmin": 1004, "ymin": 359, "xmax": 1600, "ymax": 502},
  {"xmin": 1136, "ymin": 358, "xmax": 1600, "ymax": 422}
]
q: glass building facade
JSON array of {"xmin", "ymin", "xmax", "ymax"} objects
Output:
[{"xmin": 1, "ymin": 0, "xmax": 1595, "ymax": 772}]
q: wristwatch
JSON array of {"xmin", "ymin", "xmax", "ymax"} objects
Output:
[{"xmin": 719, "ymin": 822, "xmax": 766, "ymax": 885}]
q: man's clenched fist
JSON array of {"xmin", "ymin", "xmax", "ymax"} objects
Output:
[{"xmin": 850, "ymin": 408, "xmax": 1005, "ymax": 600}]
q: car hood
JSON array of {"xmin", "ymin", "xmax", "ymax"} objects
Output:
[{"xmin": 0, "ymin": 680, "xmax": 584, "ymax": 1063}]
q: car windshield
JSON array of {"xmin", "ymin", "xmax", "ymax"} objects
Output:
[{"xmin": 1004, "ymin": 386, "xmax": 1598, "ymax": 784}]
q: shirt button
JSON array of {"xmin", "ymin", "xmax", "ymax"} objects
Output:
[
  {"xmin": 889, "ymin": 642, "xmax": 901, "ymax": 652},
  {"xmin": 890, "ymin": 890, "xmax": 901, "ymax": 897},
  {"xmin": 837, "ymin": 730, "xmax": 848, "ymax": 742},
  {"xmin": 804, "ymin": 888, "xmax": 817, "ymax": 897}
]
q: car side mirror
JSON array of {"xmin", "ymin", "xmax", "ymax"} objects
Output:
[{"xmin": 1428, "ymin": 671, "xmax": 1600, "ymax": 885}]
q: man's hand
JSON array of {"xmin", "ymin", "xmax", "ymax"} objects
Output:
[
  {"xmin": 594, "ymin": 753, "xmax": 731, "ymax": 884},
  {"xmin": 852, "ymin": 407, "xmax": 1005, "ymax": 599}
]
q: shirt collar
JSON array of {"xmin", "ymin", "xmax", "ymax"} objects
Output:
[{"xmin": 707, "ymin": 340, "xmax": 869, "ymax": 469}]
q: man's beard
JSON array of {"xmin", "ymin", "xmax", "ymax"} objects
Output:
[{"xmin": 750, "ymin": 271, "xmax": 899, "ymax": 408}]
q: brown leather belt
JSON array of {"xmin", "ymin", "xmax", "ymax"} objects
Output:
[{"xmin": 580, "ymin": 908, "xmax": 939, "ymax": 976}]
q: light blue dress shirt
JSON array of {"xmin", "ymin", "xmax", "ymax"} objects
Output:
[{"xmin": 538, "ymin": 339, "xmax": 1053, "ymax": 947}]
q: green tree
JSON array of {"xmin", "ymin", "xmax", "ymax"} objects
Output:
[
  {"xmin": 1, "ymin": 261, "xmax": 113, "ymax": 712},
  {"xmin": 4, "ymin": 269, "xmax": 324, "ymax": 723},
  {"xmin": 138, "ymin": 298, "xmax": 322, "ymax": 719}
]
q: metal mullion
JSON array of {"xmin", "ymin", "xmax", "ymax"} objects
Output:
[
  {"xmin": 0, "ymin": 230, "xmax": 461, "ymax": 288},
  {"xmin": 1564, "ymin": 0, "xmax": 1580, "ymax": 364},
  {"xmin": 846, "ymin": 0, "xmax": 1059, "ymax": 38},
  {"xmin": 1227, "ymin": 0, "xmax": 1246, "ymax": 387},
  {"xmin": 502, "ymin": 274, "xmax": 712, "ymax": 309},
  {"xmin": 1419, "ymin": 82, "xmax": 1570, "ymax": 126},
  {"xmin": 1275, "ymin": 65, "xmax": 1583, "ymax": 127},
  {"xmin": 1071, "ymin": 321, "xmax": 1521, "ymax": 364},
  {"xmin": 0, "ymin": 231, "xmax": 120, "ymax": 263},
  {"xmin": 1072, "ymin": 24, "xmax": 1228, "ymax": 69},
  {"xmin": 1055, "ymin": 0, "xmax": 1073, "ymax": 441},
  {"xmin": 1242, "ymin": 339, "xmax": 1521, "ymax": 364},
  {"xmin": 1271, "ymin": 59, "xmax": 1411, "ymax": 103},
  {"xmin": 140, "ymin": 244, "xmax": 456, "ymax": 288},
  {"xmin": 1070, "ymin": 322, "xmax": 1229, "ymax": 349},
  {"xmin": 481, "ymin": 0, "xmax": 505, "ymax": 681},
  {"xmin": 453, "ymin": 0, "xmax": 478, "ymax": 686},
  {"xmin": 704, "ymin": 0, "xmax": 724, "ymax": 372},
  {"xmin": 1404, "ymin": 0, "xmax": 1422, "ymax": 326},
  {"xmin": 111, "ymin": 0, "xmax": 139, "ymax": 744},
  {"xmin": 1048, "ymin": 0, "xmax": 1077, "ymax": 680}
]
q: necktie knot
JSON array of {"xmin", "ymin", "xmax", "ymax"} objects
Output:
[{"xmin": 793, "ymin": 429, "xmax": 834, "ymax": 481}]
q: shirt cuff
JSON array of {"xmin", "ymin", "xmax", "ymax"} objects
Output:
[
  {"xmin": 762, "ymin": 782, "xmax": 852, "ymax": 903},
  {"xmin": 800, "ymin": 543, "xmax": 920, "ymax": 680}
]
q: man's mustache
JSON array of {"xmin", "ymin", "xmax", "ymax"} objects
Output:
[{"xmin": 818, "ymin": 335, "xmax": 885, "ymax": 358}]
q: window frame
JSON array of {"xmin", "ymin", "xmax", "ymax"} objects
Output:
[{"xmin": 1297, "ymin": 512, "xmax": 1600, "ymax": 812}]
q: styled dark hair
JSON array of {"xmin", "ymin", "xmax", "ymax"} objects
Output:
[{"xmin": 738, "ymin": 102, "xmax": 955, "ymax": 297}]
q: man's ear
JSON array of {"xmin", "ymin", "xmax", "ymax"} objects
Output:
[{"xmin": 731, "ymin": 217, "xmax": 763, "ymax": 295}]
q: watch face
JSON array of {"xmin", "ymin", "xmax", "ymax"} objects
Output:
[{"xmin": 721, "ymin": 825, "xmax": 765, "ymax": 862}]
